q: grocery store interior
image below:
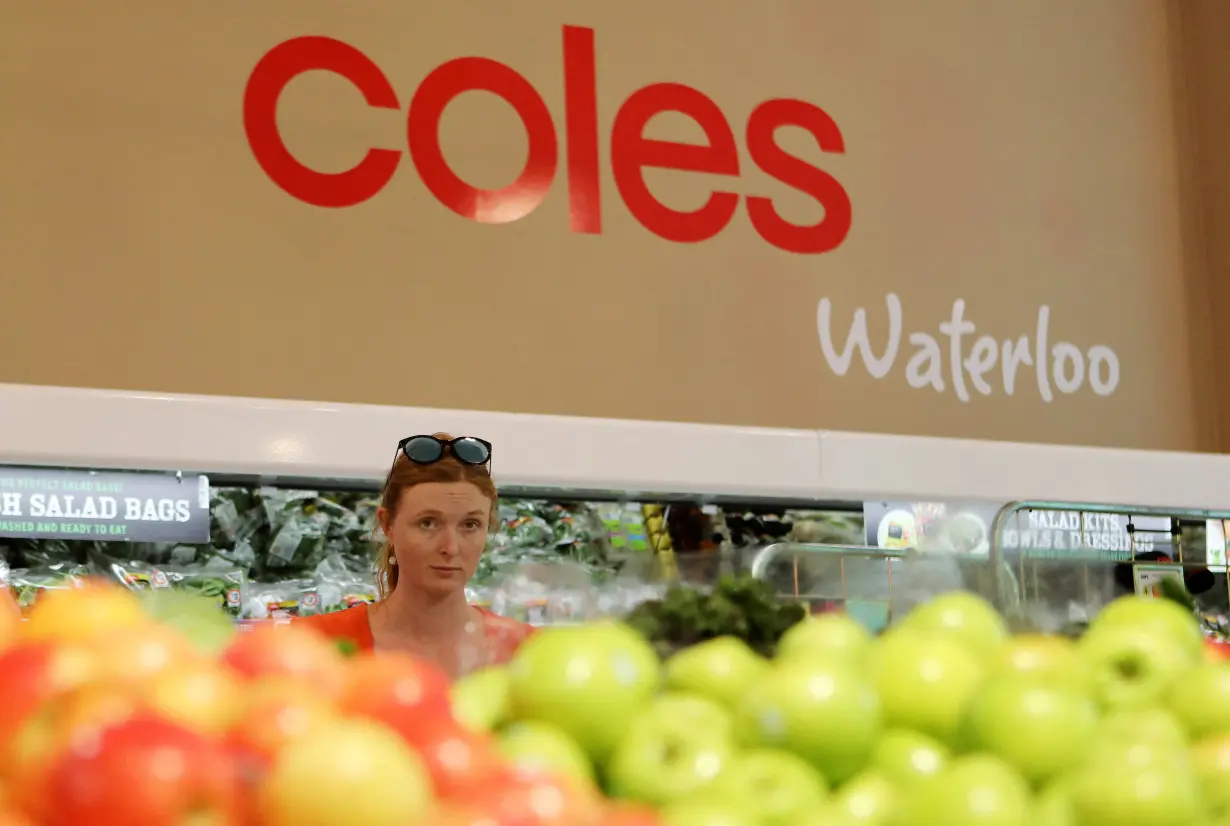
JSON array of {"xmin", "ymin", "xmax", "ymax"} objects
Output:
[{"xmin": 8, "ymin": 1, "xmax": 1230, "ymax": 824}]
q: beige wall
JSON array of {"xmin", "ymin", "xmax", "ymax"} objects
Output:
[
  {"xmin": 0, "ymin": 1, "xmax": 1219, "ymax": 450},
  {"xmin": 1172, "ymin": 0, "xmax": 1230, "ymax": 451}
]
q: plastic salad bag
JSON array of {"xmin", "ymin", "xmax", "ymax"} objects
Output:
[
  {"xmin": 242, "ymin": 579, "xmax": 319, "ymax": 620},
  {"xmin": 8, "ymin": 564, "xmax": 90, "ymax": 609},
  {"xmin": 313, "ymin": 554, "xmax": 377, "ymax": 614}
]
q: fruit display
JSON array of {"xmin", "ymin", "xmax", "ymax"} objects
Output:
[
  {"xmin": 474, "ymin": 588, "xmax": 1230, "ymax": 826},
  {"xmin": 3, "ymin": 569, "xmax": 1230, "ymax": 824},
  {"xmin": 0, "ymin": 583, "xmax": 653, "ymax": 826}
]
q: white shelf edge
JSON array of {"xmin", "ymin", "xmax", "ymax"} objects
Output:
[{"xmin": 0, "ymin": 383, "xmax": 1227, "ymax": 511}]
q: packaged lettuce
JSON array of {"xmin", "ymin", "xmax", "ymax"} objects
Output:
[
  {"xmin": 91, "ymin": 553, "xmax": 169, "ymax": 590},
  {"xmin": 490, "ymin": 561, "xmax": 599, "ymax": 627},
  {"xmin": 316, "ymin": 574, "xmax": 377, "ymax": 614},
  {"xmin": 257, "ymin": 488, "xmax": 333, "ymax": 572},
  {"xmin": 312, "ymin": 553, "xmax": 376, "ymax": 613},
  {"xmin": 12, "ymin": 540, "xmax": 82, "ymax": 569},
  {"xmin": 210, "ymin": 487, "xmax": 257, "ymax": 545},
  {"xmin": 493, "ymin": 502, "xmax": 553, "ymax": 550},
  {"xmin": 161, "ymin": 564, "xmax": 246, "ymax": 618},
  {"xmin": 212, "ymin": 537, "xmax": 258, "ymax": 571},
  {"xmin": 8, "ymin": 565, "xmax": 89, "ymax": 608},
  {"xmin": 242, "ymin": 579, "xmax": 319, "ymax": 620}
]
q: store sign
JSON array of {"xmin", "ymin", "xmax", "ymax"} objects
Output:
[
  {"xmin": 819, "ymin": 298, "xmax": 1122, "ymax": 402},
  {"xmin": 243, "ymin": 29, "xmax": 853, "ymax": 255},
  {"xmin": 863, "ymin": 501, "xmax": 1169, "ymax": 561},
  {"xmin": 0, "ymin": 3, "xmax": 1204, "ymax": 451},
  {"xmin": 0, "ymin": 468, "xmax": 210, "ymax": 543}
]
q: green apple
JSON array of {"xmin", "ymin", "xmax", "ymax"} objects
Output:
[
  {"xmin": 868, "ymin": 629, "xmax": 983, "ymax": 744},
  {"xmin": 706, "ymin": 749, "xmax": 828, "ymax": 826},
  {"xmin": 1191, "ymin": 733, "xmax": 1230, "ymax": 818},
  {"xmin": 1193, "ymin": 735, "xmax": 1230, "ymax": 823},
  {"xmin": 869, "ymin": 729, "xmax": 948, "ymax": 787},
  {"xmin": 989, "ymin": 634, "xmax": 1091, "ymax": 692},
  {"xmin": 1078, "ymin": 623, "xmax": 1196, "ymax": 711},
  {"xmin": 1031, "ymin": 779, "xmax": 1076, "ymax": 826},
  {"xmin": 497, "ymin": 720, "xmax": 595, "ymax": 784},
  {"xmin": 1088, "ymin": 595, "xmax": 1204, "ymax": 662},
  {"xmin": 137, "ymin": 589, "xmax": 237, "ymax": 655},
  {"xmin": 899, "ymin": 591, "xmax": 1008, "ymax": 658},
  {"xmin": 606, "ymin": 692, "xmax": 736, "ymax": 806},
  {"xmin": 659, "ymin": 799, "xmax": 759, "ymax": 826},
  {"xmin": 737, "ymin": 659, "xmax": 881, "ymax": 785},
  {"xmin": 666, "ymin": 636, "xmax": 769, "ymax": 709},
  {"xmin": 1171, "ymin": 663, "xmax": 1230, "ymax": 739},
  {"xmin": 449, "ymin": 665, "xmax": 510, "ymax": 733},
  {"xmin": 508, "ymin": 622, "xmax": 661, "ymax": 761},
  {"xmin": 960, "ymin": 676, "xmax": 1098, "ymax": 786},
  {"xmin": 892, "ymin": 755, "xmax": 1031, "ymax": 826},
  {"xmin": 829, "ymin": 769, "xmax": 895, "ymax": 823},
  {"xmin": 786, "ymin": 810, "xmax": 862, "ymax": 826},
  {"xmin": 776, "ymin": 613, "xmax": 873, "ymax": 665},
  {"xmin": 1092, "ymin": 707, "xmax": 1188, "ymax": 751},
  {"xmin": 1069, "ymin": 734, "xmax": 1203, "ymax": 826}
]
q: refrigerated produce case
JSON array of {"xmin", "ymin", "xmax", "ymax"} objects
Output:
[
  {"xmin": 3, "ymin": 383, "xmax": 1230, "ymax": 629},
  {"xmin": 0, "ymin": 478, "xmax": 866, "ymax": 625}
]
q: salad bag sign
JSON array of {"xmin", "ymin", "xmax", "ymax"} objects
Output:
[
  {"xmin": 0, "ymin": 3, "xmax": 1200, "ymax": 450},
  {"xmin": 0, "ymin": 468, "xmax": 210, "ymax": 543}
]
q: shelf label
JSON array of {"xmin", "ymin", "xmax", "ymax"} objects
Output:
[{"xmin": 0, "ymin": 466, "xmax": 211, "ymax": 543}]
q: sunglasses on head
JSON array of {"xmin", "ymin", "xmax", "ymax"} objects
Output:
[{"xmin": 395, "ymin": 434, "xmax": 492, "ymax": 468}]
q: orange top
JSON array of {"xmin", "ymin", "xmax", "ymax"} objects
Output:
[{"xmin": 293, "ymin": 604, "xmax": 535, "ymax": 665}]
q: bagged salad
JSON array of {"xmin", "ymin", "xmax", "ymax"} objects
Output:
[
  {"xmin": 87, "ymin": 548, "xmax": 246, "ymax": 618},
  {"xmin": 242, "ymin": 578, "xmax": 320, "ymax": 620},
  {"xmin": 313, "ymin": 554, "xmax": 377, "ymax": 614},
  {"xmin": 7, "ymin": 564, "xmax": 90, "ymax": 609}
]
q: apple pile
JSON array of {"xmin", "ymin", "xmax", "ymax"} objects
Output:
[
  {"xmin": 456, "ymin": 590, "xmax": 1230, "ymax": 826},
  {"xmin": 4, "ymin": 579, "xmax": 1230, "ymax": 826},
  {"xmin": 0, "ymin": 583, "xmax": 654, "ymax": 826}
]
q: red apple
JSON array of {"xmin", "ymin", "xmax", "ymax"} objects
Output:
[
  {"xmin": 0, "ymin": 643, "xmax": 97, "ymax": 775},
  {"xmin": 222, "ymin": 623, "xmax": 347, "ymax": 699},
  {"xmin": 8, "ymin": 686, "xmax": 143, "ymax": 822},
  {"xmin": 41, "ymin": 714, "xmax": 242, "ymax": 826},
  {"xmin": 0, "ymin": 589, "xmax": 20, "ymax": 650},
  {"xmin": 600, "ymin": 801, "xmax": 662, "ymax": 826},
  {"xmin": 224, "ymin": 679, "xmax": 341, "ymax": 766},
  {"xmin": 460, "ymin": 770, "xmax": 604, "ymax": 826},
  {"xmin": 86, "ymin": 623, "xmax": 201, "ymax": 689},
  {"xmin": 1204, "ymin": 639, "xmax": 1230, "ymax": 664},
  {"xmin": 142, "ymin": 659, "xmax": 244, "ymax": 737},
  {"xmin": 338, "ymin": 651, "xmax": 453, "ymax": 741},
  {"xmin": 406, "ymin": 718, "xmax": 504, "ymax": 799}
]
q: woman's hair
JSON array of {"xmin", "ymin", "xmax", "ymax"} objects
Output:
[{"xmin": 375, "ymin": 432, "xmax": 498, "ymax": 598}]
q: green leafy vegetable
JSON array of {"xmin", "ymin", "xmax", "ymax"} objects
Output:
[{"xmin": 623, "ymin": 574, "xmax": 805, "ymax": 658}]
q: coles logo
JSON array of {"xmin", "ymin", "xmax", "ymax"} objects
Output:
[{"xmin": 243, "ymin": 26, "xmax": 852, "ymax": 254}]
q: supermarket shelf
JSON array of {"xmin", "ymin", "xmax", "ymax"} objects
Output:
[
  {"xmin": 1, "ymin": 383, "xmax": 1230, "ymax": 510},
  {"xmin": 0, "ymin": 384, "xmax": 822, "ymax": 502},
  {"xmin": 813, "ymin": 431, "xmax": 1230, "ymax": 512}
]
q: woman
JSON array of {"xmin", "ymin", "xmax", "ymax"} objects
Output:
[{"xmin": 295, "ymin": 433, "xmax": 534, "ymax": 677}]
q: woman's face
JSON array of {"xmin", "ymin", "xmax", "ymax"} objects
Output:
[{"xmin": 379, "ymin": 481, "xmax": 492, "ymax": 598}]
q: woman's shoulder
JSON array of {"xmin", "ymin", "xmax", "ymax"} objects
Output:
[
  {"xmin": 477, "ymin": 608, "xmax": 536, "ymax": 654},
  {"xmin": 293, "ymin": 604, "xmax": 375, "ymax": 650}
]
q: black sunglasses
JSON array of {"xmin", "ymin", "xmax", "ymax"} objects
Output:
[{"xmin": 396, "ymin": 434, "xmax": 492, "ymax": 468}]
